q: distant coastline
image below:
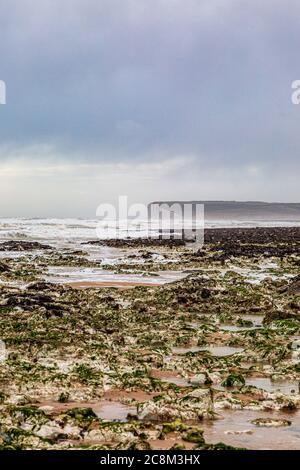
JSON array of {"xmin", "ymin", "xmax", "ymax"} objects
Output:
[{"xmin": 149, "ymin": 201, "xmax": 300, "ymax": 221}]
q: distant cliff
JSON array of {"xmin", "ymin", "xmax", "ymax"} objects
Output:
[{"xmin": 148, "ymin": 201, "xmax": 300, "ymax": 220}]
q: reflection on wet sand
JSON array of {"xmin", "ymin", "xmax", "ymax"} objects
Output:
[
  {"xmin": 94, "ymin": 402, "xmax": 137, "ymax": 421},
  {"xmin": 173, "ymin": 345, "xmax": 244, "ymax": 356},
  {"xmin": 245, "ymin": 377, "xmax": 299, "ymax": 395},
  {"xmin": 46, "ymin": 266, "xmax": 188, "ymax": 288},
  {"xmin": 201, "ymin": 409, "xmax": 300, "ymax": 450}
]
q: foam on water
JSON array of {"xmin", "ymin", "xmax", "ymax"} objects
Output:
[{"xmin": 1, "ymin": 217, "xmax": 300, "ymax": 250}]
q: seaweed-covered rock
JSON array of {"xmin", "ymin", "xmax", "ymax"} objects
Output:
[
  {"xmin": 263, "ymin": 310, "xmax": 300, "ymax": 324},
  {"xmin": 251, "ymin": 418, "xmax": 291, "ymax": 427},
  {"xmin": 0, "ymin": 241, "xmax": 52, "ymax": 251},
  {"xmin": 0, "ymin": 262, "xmax": 11, "ymax": 273}
]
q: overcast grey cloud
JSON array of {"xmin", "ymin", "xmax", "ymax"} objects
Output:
[{"xmin": 0, "ymin": 0, "xmax": 299, "ymax": 216}]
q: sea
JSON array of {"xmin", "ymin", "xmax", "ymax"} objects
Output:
[{"xmin": 0, "ymin": 217, "xmax": 299, "ymax": 250}]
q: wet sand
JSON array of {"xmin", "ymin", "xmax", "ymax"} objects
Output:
[
  {"xmin": 68, "ymin": 280, "xmax": 162, "ymax": 289},
  {"xmin": 201, "ymin": 409, "xmax": 300, "ymax": 450}
]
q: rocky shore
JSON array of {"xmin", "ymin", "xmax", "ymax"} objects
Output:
[{"xmin": 0, "ymin": 227, "xmax": 299, "ymax": 449}]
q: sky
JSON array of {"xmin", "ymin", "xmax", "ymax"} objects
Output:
[{"xmin": 0, "ymin": 0, "xmax": 299, "ymax": 217}]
